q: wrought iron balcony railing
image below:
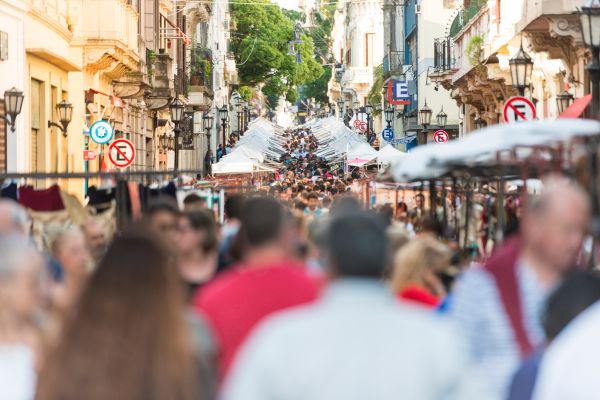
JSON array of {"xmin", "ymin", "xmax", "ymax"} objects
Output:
[
  {"xmin": 189, "ymin": 47, "xmax": 213, "ymax": 90},
  {"xmin": 433, "ymin": 38, "xmax": 455, "ymax": 72},
  {"xmin": 383, "ymin": 51, "xmax": 404, "ymax": 78}
]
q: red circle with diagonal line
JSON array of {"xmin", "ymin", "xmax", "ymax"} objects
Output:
[
  {"xmin": 108, "ymin": 138, "xmax": 136, "ymax": 168},
  {"xmin": 503, "ymin": 96, "xmax": 537, "ymax": 123}
]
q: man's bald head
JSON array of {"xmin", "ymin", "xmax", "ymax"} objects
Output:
[
  {"xmin": 0, "ymin": 200, "xmax": 30, "ymax": 238},
  {"xmin": 522, "ymin": 177, "xmax": 590, "ymax": 273}
]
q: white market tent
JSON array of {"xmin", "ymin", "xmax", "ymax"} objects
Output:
[
  {"xmin": 391, "ymin": 119, "xmax": 600, "ymax": 182},
  {"xmin": 377, "ymin": 144, "xmax": 408, "ymax": 164},
  {"xmin": 212, "ymin": 151, "xmax": 275, "ymax": 174}
]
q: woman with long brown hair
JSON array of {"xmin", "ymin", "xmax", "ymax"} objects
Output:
[{"xmin": 36, "ymin": 227, "xmax": 208, "ymax": 400}]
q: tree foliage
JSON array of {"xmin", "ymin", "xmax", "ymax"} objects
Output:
[{"xmin": 230, "ymin": 0, "xmax": 323, "ymax": 106}]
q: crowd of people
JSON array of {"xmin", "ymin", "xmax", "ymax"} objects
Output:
[{"xmin": 1, "ymin": 170, "xmax": 600, "ymax": 399}]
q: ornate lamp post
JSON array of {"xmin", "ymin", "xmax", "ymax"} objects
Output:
[
  {"xmin": 436, "ymin": 107, "xmax": 448, "ymax": 130},
  {"xmin": 418, "ymin": 100, "xmax": 432, "ymax": 145},
  {"xmin": 578, "ymin": 0, "xmax": 600, "ymax": 119},
  {"xmin": 203, "ymin": 112, "xmax": 214, "ymax": 174},
  {"xmin": 556, "ymin": 90, "xmax": 575, "ymax": 114},
  {"xmin": 235, "ymin": 98, "xmax": 242, "ymax": 136},
  {"xmin": 2, "ymin": 88, "xmax": 24, "ymax": 133},
  {"xmin": 385, "ymin": 105, "xmax": 395, "ymax": 129},
  {"xmin": 47, "ymin": 100, "xmax": 73, "ymax": 137},
  {"xmin": 169, "ymin": 97, "xmax": 184, "ymax": 171},
  {"xmin": 365, "ymin": 103, "xmax": 373, "ymax": 137},
  {"xmin": 337, "ymin": 98, "xmax": 344, "ymax": 120},
  {"xmin": 509, "ymin": 41, "xmax": 534, "ymax": 97},
  {"xmin": 218, "ymin": 104, "xmax": 229, "ymax": 152}
]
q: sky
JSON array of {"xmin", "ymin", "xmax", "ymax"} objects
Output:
[{"xmin": 274, "ymin": 0, "xmax": 300, "ymax": 10}]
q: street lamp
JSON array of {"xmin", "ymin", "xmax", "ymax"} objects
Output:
[
  {"xmin": 474, "ymin": 116, "xmax": 487, "ymax": 130},
  {"xmin": 48, "ymin": 100, "xmax": 73, "ymax": 137},
  {"xmin": 578, "ymin": 0, "xmax": 600, "ymax": 119},
  {"xmin": 160, "ymin": 133, "xmax": 169, "ymax": 150},
  {"xmin": 436, "ymin": 107, "xmax": 448, "ymax": 129},
  {"xmin": 2, "ymin": 88, "xmax": 24, "ymax": 133},
  {"xmin": 365, "ymin": 103, "xmax": 373, "ymax": 137},
  {"xmin": 509, "ymin": 40, "xmax": 534, "ymax": 97},
  {"xmin": 203, "ymin": 112, "xmax": 214, "ymax": 174},
  {"xmin": 385, "ymin": 105, "xmax": 395, "ymax": 128},
  {"xmin": 169, "ymin": 97, "xmax": 184, "ymax": 171},
  {"xmin": 556, "ymin": 90, "xmax": 575, "ymax": 114},
  {"xmin": 419, "ymin": 100, "xmax": 432, "ymax": 144},
  {"xmin": 353, "ymin": 100, "xmax": 360, "ymax": 115},
  {"xmin": 218, "ymin": 104, "xmax": 229, "ymax": 153},
  {"xmin": 337, "ymin": 98, "xmax": 344, "ymax": 120}
]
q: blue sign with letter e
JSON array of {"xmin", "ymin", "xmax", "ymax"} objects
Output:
[{"xmin": 382, "ymin": 128, "xmax": 394, "ymax": 142}]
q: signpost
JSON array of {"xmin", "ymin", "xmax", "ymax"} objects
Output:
[
  {"xmin": 382, "ymin": 127, "xmax": 394, "ymax": 142},
  {"xmin": 108, "ymin": 138, "xmax": 135, "ymax": 169},
  {"xmin": 433, "ymin": 129, "xmax": 449, "ymax": 143},
  {"xmin": 89, "ymin": 120, "xmax": 114, "ymax": 145},
  {"xmin": 503, "ymin": 96, "xmax": 537, "ymax": 123},
  {"xmin": 83, "ymin": 150, "xmax": 96, "ymax": 161}
]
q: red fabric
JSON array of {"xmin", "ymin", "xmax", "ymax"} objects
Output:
[
  {"xmin": 18, "ymin": 185, "xmax": 65, "ymax": 211},
  {"xmin": 397, "ymin": 285, "xmax": 440, "ymax": 308},
  {"xmin": 484, "ymin": 235, "xmax": 534, "ymax": 358},
  {"xmin": 558, "ymin": 94, "xmax": 592, "ymax": 119},
  {"xmin": 193, "ymin": 261, "xmax": 321, "ymax": 380}
]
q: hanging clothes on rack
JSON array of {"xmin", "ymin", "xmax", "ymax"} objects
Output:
[
  {"xmin": 19, "ymin": 185, "xmax": 65, "ymax": 211},
  {"xmin": 0, "ymin": 182, "xmax": 18, "ymax": 201}
]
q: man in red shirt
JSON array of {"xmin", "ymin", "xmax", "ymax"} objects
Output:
[{"xmin": 193, "ymin": 196, "xmax": 320, "ymax": 380}]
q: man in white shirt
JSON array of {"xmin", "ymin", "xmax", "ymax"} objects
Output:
[
  {"xmin": 533, "ymin": 300, "xmax": 600, "ymax": 400},
  {"xmin": 223, "ymin": 211, "xmax": 488, "ymax": 400}
]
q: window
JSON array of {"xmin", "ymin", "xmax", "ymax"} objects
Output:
[
  {"xmin": 50, "ymin": 86, "xmax": 58, "ymax": 172},
  {"xmin": 30, "ymin": 79, "xmax": 44, "ymax": 173}
]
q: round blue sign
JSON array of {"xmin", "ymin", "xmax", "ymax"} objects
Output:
[
  {"xmin": 382, "ymin": 128, "xmax": 394, "ymax": 142},
  {"xmin": 89, "ymin": 120, "xmax": 114, "ymax": 145}
]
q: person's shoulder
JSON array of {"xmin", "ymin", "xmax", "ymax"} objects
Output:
[{"xmin": 194, "ymin": 266, "xmax": 245, "ymax": 306}]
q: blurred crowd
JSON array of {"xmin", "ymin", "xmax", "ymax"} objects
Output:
[{"xmin": 0, "ymin": 173, "xmax": 599, "ymax": 400}]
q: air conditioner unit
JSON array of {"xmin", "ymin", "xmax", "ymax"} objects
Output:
[{"xmin": 415, "ymin": 4, "xmax": 421, "ymax": 14}]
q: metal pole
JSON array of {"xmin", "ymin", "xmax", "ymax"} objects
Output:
[
  {"xmin": 589, "ymin": 48, "xmax": 600, "ymax": 120},
  {"xmin": 222, "ymin": 119, "xmax": 227, "ymax": 152},
  {"xmin": 174, "ymin": 124, "xmax": 180, "ymax": 171}
]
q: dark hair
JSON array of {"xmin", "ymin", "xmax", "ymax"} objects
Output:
[
  {"xmin": 543, "ymin": 271, "xmax": 600, "ymax": 341},
  {"xmin": 377, "ymin": 204, "xmax": 394, "ymax": 228},
  {"xmin": 183, "ymin": 193, "xmax": 205, "ymax": 207},
  {"xmin": 326, "ymin": 211, "xmax": 388, "ymax": 278},
  {"xmin": 306, "ymin": 192, "xmax": 319, "ymax": 201},
  {"xmin": 240, "ymin": 197, "xmax": 285, "ymax": 247},
  {"xmin": 182, "ymin": 210, "xmax": 218, "ymax": 252},
  {"xmin": 224, "ymin": 195, "xmax": 245, "ymax": 220},
  {"xmin": 146, "ymin": 198, "xmax": 179, "ymax": 217},
  {"xmin": 36, "ymin": 227, "xmax": 201, "ymax": 400}
]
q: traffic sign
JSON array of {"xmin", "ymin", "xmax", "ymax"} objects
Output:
[
  {"xmin": 108, "ymin": 138, "xmax": 136, "ymax": 169},
  {"xmin": 89, "ymin": 120, "xmax": 114, "ymax": 145},
  {"xmin": 359, "ymin": 121, "xmax": 368, "ymax": 133},
  {"xmin": 83, "ymin": 150, "xmax": 96, "ymax": 161},
  {"xmin": 503, "ymin": 96, "xmax": 537, "ymax": 123},
  {"xmin": 433, "ymin": 129, "xmax": 449, "ymax": 143},
  {"xmin": 382, "ymin": 127, "xmax": 394, "ymax": 142}
]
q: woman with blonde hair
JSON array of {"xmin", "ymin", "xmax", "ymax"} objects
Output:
[{"xmin": 391, "ymin": 235, "xmax": 452, "ymax": 308}]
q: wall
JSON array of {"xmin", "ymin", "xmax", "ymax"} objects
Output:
[
  {"xmin": 417, "ymin": 0, "xmax": 460, "ymax": 129},
  {"xmin": 0, "ymin": 0, "xmax": 26, "ymax": 171}
]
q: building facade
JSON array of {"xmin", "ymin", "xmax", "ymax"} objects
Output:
[{"xmin": 430, "ymin": 0, "xmax": 591, "ymax": 135}]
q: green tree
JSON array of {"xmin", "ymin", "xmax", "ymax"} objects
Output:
[{"xmin": 231, "ymin": 0, "xmax": 323, "ymax": 106}]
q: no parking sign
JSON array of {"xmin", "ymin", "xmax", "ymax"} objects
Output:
[
  {"xmin": 503, "ymin": 96, "xmax": 537, "ymax": 123},
  {"xmin": 108, "ymin": 139, "xmax": 136, "ymax": 169}
]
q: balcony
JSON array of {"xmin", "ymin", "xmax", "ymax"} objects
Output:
[
  {"xmin": 188, "ymin": 47, "xmax": 213, "ymax": 98},
  {"xmin": 341, "ymin": 67, "xmax": 372, "ymax": 86},
  {"xmin": 383, "ymin": 51, "xmax": 404, "ymax": 80},
  {"xmin": 449, "ymin": 0, "xmax": 486, "ymax": 38}
]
